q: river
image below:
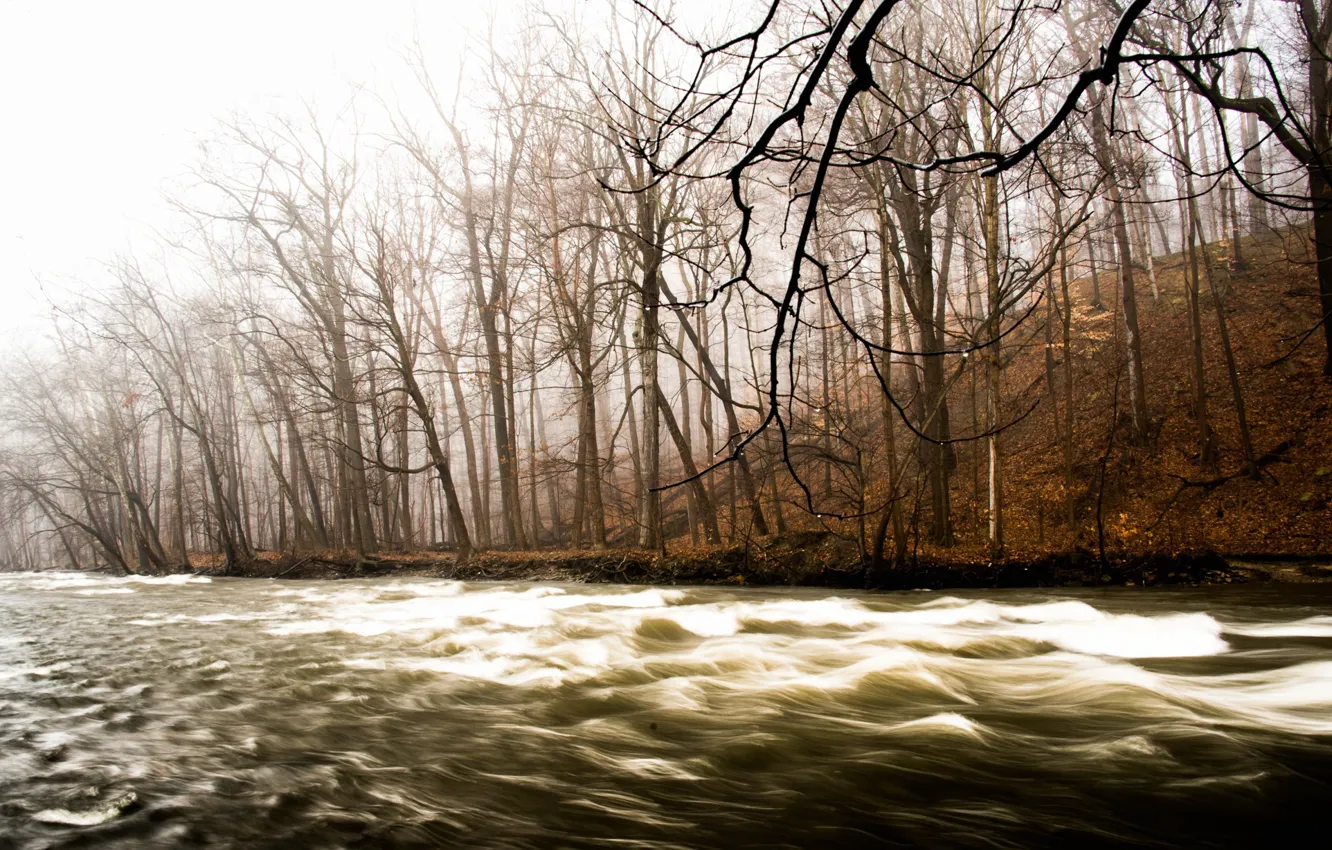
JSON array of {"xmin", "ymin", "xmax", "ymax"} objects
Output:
[{"xmin": 1, "ymin": 573, "xmax": 1330, "ymax": 848}]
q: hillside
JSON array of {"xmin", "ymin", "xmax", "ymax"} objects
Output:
[{"xmin": 945, "ymin": 225, "xmax": 1332, "ymax": 565}]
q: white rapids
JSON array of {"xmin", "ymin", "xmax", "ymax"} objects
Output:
[{"xmin": 1, "ymin": 572, "xmax": 1329, "ymax": 849}]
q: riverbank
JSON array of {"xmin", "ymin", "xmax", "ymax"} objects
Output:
[{"xmin": 199, "ymin": 532, "xmax": 1332, "ymax": 589}]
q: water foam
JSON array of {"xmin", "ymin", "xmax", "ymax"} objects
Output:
[
  {"xmin": 10, "ymin": 573, "xmax": 1331, "ymax": 745},
  {"xmin": 1226, "ymin": 615, "xmax": 1332, "ymax": 638}
]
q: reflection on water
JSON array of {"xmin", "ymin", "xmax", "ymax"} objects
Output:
[{"xmin": 1, "ymin": 573, "xmax": 1330, "ymax": 848}]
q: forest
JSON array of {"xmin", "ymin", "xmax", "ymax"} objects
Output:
[{"xmin": 2, "ymin": 0, "xmax": 1330, "ymax": 580}]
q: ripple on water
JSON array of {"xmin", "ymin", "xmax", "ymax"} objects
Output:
[{"xmin": 1, "ymin": 574, "xmax": 1331, "ymax": 848}]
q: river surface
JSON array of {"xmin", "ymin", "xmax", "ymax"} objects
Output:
[{"xmin": 1, "ymin": 573, "xmax": 1331, "ymax": 849}]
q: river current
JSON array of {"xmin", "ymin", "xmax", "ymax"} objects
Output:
[{"xmin": 1, "ymin": 573, "xmax": 1330, "ymax": 848}]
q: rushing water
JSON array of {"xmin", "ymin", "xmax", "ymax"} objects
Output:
[{"xmin": 1, "ymin": 574, "xmax": 1331, "ymax": 849}]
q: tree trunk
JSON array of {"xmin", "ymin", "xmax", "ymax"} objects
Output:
[
  {"xmin": 1168, "ymin": 86, "xmax": 1220, "ymax": 471},
  {"xmin": 872, "ymin": 212, "xmax": 906, "ymax": 569},
  {"xmin": 1091, "ymin": 102, "xmax": 1149, "ymax": 442},
  {"xmin": 637, "ymin": 206, "xmax": 663, "ymax": 554},
  {"xmin": 982, "ymin": 172, "xmax": 1004, "ymax": 556},
  {"xmin": 658, "ymin": 277, "xmax": 770, "ymax": 535},
  {"xmin": 656, "ymin": 387, "xmax": 722, "ymax": 544},
  {"xmin": 429, "ymin": 312, "xmax": 489, "ymax": 549}
]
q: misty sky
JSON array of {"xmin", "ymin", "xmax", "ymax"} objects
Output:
[{"xmin": 0, "ymin": 1, "xmax": 497, "ymax": 342}]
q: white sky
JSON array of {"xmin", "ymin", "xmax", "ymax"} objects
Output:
[{"xmin": 0, "ymin": 0, "xmax": 502, "ymax": 343}]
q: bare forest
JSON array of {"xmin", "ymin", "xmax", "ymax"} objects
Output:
[{"xmin": 4, "ymin": 0, "xmax": 1331, "ymax": 581}]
